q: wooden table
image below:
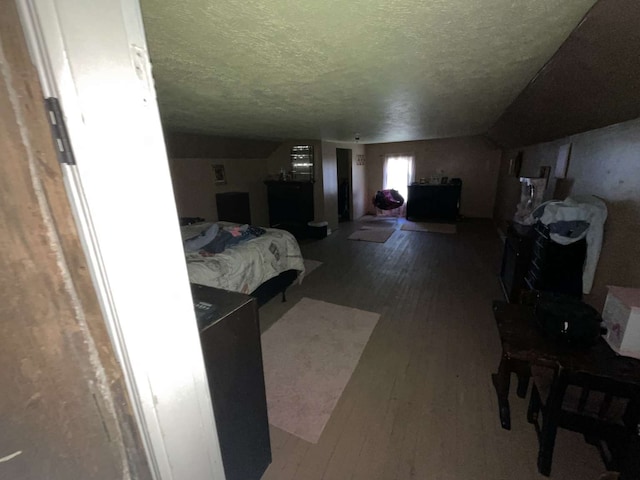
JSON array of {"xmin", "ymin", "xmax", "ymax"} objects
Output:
[{"xmin": 491, "ymin": 301, "xmax": 640, "ymax": 429}]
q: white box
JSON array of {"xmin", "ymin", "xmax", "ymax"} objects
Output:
[{"xmin": 602, "ymin": 286, "xmax": 640, "ymax": 359}]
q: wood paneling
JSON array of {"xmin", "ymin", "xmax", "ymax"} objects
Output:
[
  {"xmin": 0, "ymin": 3, "xmax": 150, "ymax": 478},
  {"xmin": 166, "ymin": 131, "xmax": 280, "ymax": 159},
  {"xmin": 488, "ymin": 0, "xmax": 640, "ymax": 148},
  {"xmin": 258, "ymin": 219, "xmax": 607, "ymax": 479}
]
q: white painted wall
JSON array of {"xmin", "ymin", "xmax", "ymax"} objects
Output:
[
  {"xmin": 169, "ymin": 157, "xmax": 270, "ymax": 226},
  {"xmin": 351, "ymin": 144, "xmax": 367, "ymax": 220},
  {"xmin": 365, "ymin": 136, "xmax": 501, "ymax": 218},
  {"xmin": 321, "ymin": 141, "xmax": 339, "ymax": 231}
]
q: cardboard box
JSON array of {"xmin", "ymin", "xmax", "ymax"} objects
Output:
[{"xmin": 602, "ymin": 286, "xmax": 640, "ymax": 359}]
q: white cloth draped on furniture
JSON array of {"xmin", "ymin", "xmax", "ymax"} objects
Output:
[{"xmin": 532, "ymin": 196, "xmax": 607, "ymax": 294}]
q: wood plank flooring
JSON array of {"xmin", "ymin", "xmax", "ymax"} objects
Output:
[{"xmin": 258, "ymin": 218, "xmax": 605, "ymax": 480}]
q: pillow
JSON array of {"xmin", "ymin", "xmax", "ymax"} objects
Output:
[{"xmin": 184, "ymin": 223, "xmax": 219, "ymax": 251}]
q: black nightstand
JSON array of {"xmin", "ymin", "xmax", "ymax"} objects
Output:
[{"xmin": 191, "ymin": 284, "xmax": 271, "ymax": 480}]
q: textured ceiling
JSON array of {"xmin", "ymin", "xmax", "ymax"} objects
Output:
[
  {"xmin": 141, "ymin": 0, "xmax": 597, "ymax": 143},
  {"xmin": 488, "ymin": 0, "xmax": 640, "ymax": 148}
]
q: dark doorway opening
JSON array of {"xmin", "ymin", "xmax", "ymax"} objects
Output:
[{"xmin": 336, "ymin": 148, "xmax": 352, "ymax": 222}]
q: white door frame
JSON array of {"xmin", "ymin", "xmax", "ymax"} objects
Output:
[{"xmin": 16, "ymin": 1, "xmax": 226, "ymax": 479}]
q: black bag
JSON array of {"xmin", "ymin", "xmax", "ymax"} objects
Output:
[{"xmin": 534, "ymin": 292, "xmax": 604, "ymax": 347}]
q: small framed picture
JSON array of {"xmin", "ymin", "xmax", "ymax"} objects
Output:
[
  {"xmin": 539, "ymin": 165, "xmax": 551, "ymax": 178},
  {"xmin": 212, "ymin": 164, "xmax": 226, "ymax": 185},
  {"xmin": 508, "ymin": 151, "xmax": 523, "ymax": 177},
  {"xmin": 539, "ymin": 165, "xmax": 551, "ymax": 188},
  {"xmin": 555, "ymin": 144, "xmax": 571, "ymax": 179}
]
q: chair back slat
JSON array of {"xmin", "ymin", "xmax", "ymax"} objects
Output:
[
  {"xmin": 577, "ymin": 387, "xmax": 590, "ymax": 413},
  {"xmin": 599, "ymin": 394, "xmax": 614, "ymax": 420}
]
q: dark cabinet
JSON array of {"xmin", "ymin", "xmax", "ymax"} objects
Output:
[
  {"xmin": 191, "ymin": 284, "xmax": 271, "ymax": 480},
  {"xmin": 265, "ymin": 180, "xmax": 314, "ymax": 237},
  {"xmin": 525, "ymin": 223, "xmax": 586, "ymax": 298},
  {"xmin": 499, "ymin": 222, "xmax": 587, "ymax": 303},
  {"xmin": 406, "ymin": 183, "xmax": 461, "ymax": 221},
  {"xmin": 216, "ymin": 191, "xmax": 251, "ymax": 225},
  {"xmin": 500, "ymin": 223, "xmax": 534, "ymax": 303}
]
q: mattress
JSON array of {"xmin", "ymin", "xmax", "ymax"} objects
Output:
[{"xmin": 181, "ymin": 222, "xmax": 305, "ymax": 294}]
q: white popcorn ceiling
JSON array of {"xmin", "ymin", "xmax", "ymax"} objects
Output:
[{"xmin": 141, "ymin": 0, "xmax": 596, "ymax": 143}]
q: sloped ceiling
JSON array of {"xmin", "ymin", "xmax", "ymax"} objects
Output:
[
  {"xmin": 488, "ymin": 0, "xmax": 640, "ymax": 148},
  {"xmin": 141, "ymin": 0, "xmax": 596, "ymax": 143}
]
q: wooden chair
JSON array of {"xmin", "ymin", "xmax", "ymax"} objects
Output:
[{"xmin": 527, "ymin": 365, "xmax": 640, "ymax": 477}]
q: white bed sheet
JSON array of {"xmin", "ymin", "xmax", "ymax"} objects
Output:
[{"xmin": 181, "ymin": 222, "xmax": 305, "ymax": 294}]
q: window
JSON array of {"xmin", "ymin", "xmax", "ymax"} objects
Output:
[{"xmin": 383, "ymin": 154, "xmax": 415, "ymax": 201}]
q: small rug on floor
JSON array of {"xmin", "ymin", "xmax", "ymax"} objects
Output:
[
  {"xmin": 302, "ymin": 258, "xmax": 322, "ymax": 278},
  {"xmin": 348, "ymin": 227, "xmax": 395, "ymax": 243},
  {"xmin": 261, "ymin": 297, "xmax": 380, "ymax": 443},
  {"xmin": 358, "ymin": 214, "xmax": 399, "ymax": 225},
  {"xmin": 401, "ymin": 221, "xmax": 457, "ymax": 234}
]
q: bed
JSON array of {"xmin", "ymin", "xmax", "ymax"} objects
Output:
[{"xmin": 180, "ymin": 222, "xmax": 305, "ymax": 306}]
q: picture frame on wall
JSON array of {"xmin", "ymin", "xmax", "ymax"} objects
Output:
[
  {"xmin": 212, "ymin": 164, "xmax": 227, "ymax": 185},
  {"xmin": 539, "ymin": 165, "xmax": 551, "ymax": 188},
  {"xmin": 508, "ymin": 151, "xmax": 523, "ymax": 177},
  {"xmin": 555, "ymin": 143, "xmax": 572, "ymax": 179}
]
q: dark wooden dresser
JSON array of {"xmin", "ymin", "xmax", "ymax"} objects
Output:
[
  {"xmin": 216, "ymin": 191, "xmax": 251, "ymax": 224},
  {"xmin": 191, "ymin": 284, "xmax": 271, "ymax": 480},
  {"xmin": 525, "ymin": 222, "xmax": 586, "ymax": 299},
  {"xmin": 406, "ymin": 183, "xmax": 461, "ymax": 221},
  {"xmin": 500, "ymin": 222, "xmax": 587, "ymax": 303},
  {"xmin": 499, "ymin": 223, "xmax": 535, "ymax": 303},
  {"xmin": 264, "ymin": 180, "xmax": 314, "ymax": 237}
]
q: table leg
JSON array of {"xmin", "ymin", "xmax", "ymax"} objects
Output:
[
  {"xmin": 619, "ymin": 431, "xmax": 640, "ymax": 479},
  {"xmin": 516, "ymin": 372, "xmax": 530, "ymax": 399},
  {"xmin": 492, "ymin": 354, "xmax": 512, "ymax": 430},
  {"xmin": 619, "ymin": 397, "xmax": 640, "ymax": 479}
]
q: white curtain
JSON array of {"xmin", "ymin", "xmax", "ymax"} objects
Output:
[{"xmin": 383, "ymin": 154, "xmax": 415, "ymax": 202}]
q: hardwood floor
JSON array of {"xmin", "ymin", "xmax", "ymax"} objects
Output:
[{"xmin": 258, "ymin": 218, "xmax": 605, "ymax": 480}]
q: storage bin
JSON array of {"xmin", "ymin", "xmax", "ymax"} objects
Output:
[
  {"xmin": 602, "ymin": 286, "xmax": 640, "ymax": 359},
  {"xmin": 307, "ymin": 221, "xmax": 328, "ymax": 239}
]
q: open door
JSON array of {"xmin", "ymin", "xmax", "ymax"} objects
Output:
[
  {"xmin": 1, "ymin": 3, "xmax": 150, "ymax": 477},
  {"xmin": 13, "ymin": 0, "xmax": 226, "ymax": 478}
]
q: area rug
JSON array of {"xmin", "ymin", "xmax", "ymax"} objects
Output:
[
  {"xmin": 261, "ymin": 297, "xmax": 380, "ymax": 443},
  {"xmin": 348, "ymin": 227, "xmax": 395, "ymax": 243},
  {"xmin": 358, "ymin": 214, "xmax": 399, "ymax": 224},
  {"xmin": 401, "ymin": 221, "xmax": 457, "ymax": 234},
  {"xmin": 302, "ymin": 258, "xmax": 322, "ymax": 278}
]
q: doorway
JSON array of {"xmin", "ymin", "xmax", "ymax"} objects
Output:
[
  {"xmin": 336, "ymin": 148, "xmax": 352, "ymax": 222},
  {"xmin": 16, "ymin": 1, "xmax": 226, "ymax": 478}
]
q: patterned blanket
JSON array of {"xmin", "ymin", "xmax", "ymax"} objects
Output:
[{"xmin": 181, "ymin": 223, "xmax": 305, "ymax": 294}]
